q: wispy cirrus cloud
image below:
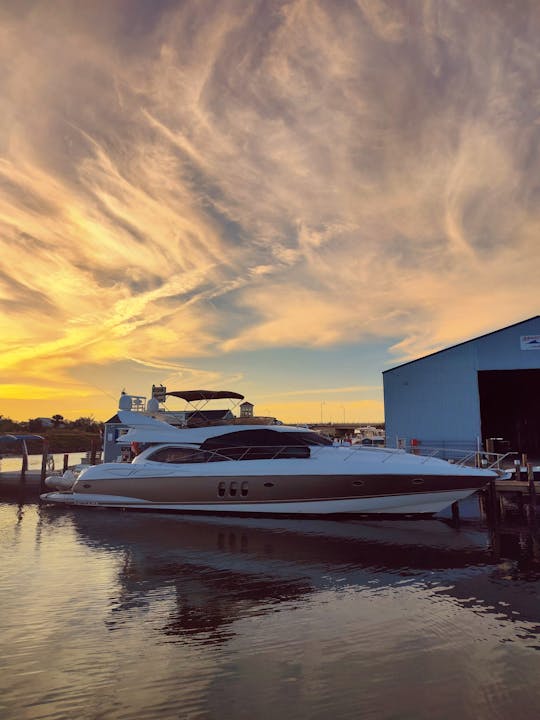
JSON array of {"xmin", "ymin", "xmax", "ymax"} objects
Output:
[{"xmin": 0, "ymin": 0, "xmax": 539, "ymax": 417}]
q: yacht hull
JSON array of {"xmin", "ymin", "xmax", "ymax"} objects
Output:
[
  {"xmin": 41, "ymin": 486, "xmax": 482, "ymax": 516},
  {"xmin": 41, "ymin": 401, "xmax": 496, "ymax": 517},
  {"xmin": 40, "ymin": 446, "xmax": 494, "ymax": 517}
]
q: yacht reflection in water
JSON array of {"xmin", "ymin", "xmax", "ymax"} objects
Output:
[{"xmin": 60, "ymin": 510, "xmax": 538, "ymax": 645}]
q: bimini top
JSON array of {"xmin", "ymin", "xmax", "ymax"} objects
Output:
[{"xmin": 165, "ymin": 390, "xmax": 245, "ymax": 402}]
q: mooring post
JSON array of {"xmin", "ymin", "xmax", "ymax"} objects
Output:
[
  {"xmin": 517, "ymin": 490, "xmax": 525, "ymax": 519},
  {"xmin": 487, "ymin": 478, "xmax": 500, "ymax": 525},
  {"xmin": 90, "ymin": 439, "xmax": 97, "ymax": 465},
  {"xmin": 514, "ymin": 458, "xmax": 522, "ymax": 481},
  {"xmin": 528, "ymin": 463, "xmax": 537, "ymax": 524},
  {"xmin": 20, "ymin": 439, "xmax": 28, "ymax": 485},
  {"xmin": 478, "ymin": 489, "xmax": 487, "ymax": 520},
  {"xmin": 63, "ymin": 454, "xmax": 69, "ymax": 472},
  {"xmin": 451, "ymin": 501, "xmax": 460, "ymax": 524},
  {"xmin": 40, "ymin": 439, "xmax": 50, "ymax": 492}
]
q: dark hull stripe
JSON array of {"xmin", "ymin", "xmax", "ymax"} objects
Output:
[{"xmin": 75, "ymin": 472, "xmax": 489, "ymax": 504}]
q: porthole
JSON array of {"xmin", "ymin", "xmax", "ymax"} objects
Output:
[
  {"xmin": 229, "ymin": 481, "xmax": 238, "ymax": 497},
  {"xmin": 83, "ymin": 483, "xmax": 91, "ymax": 489},
  {"xmin": 241, "ymin": 481, "xmax": 249, "ymax": 497},
  {"xmin": 218, "ymin": 481, "xmax": 226, "ymax": 497},
  {"xmin": 412, "ymin": 478, "xmax": 424, "ymax": 485},
  {"xmin": 352, "ymin": 480, "xmax": 364, "ymax": 487},
  {"xmin": 263, "ymin": 482, "xmax": 274, "ymax": 488}
]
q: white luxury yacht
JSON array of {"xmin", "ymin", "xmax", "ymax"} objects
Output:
[{"xmin": 40, "ymin": 390, "xmax": 501, "ymax": 517}]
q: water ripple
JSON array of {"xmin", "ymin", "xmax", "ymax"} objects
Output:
[{"xmin": 2, "ymin": 500, "xmax": 540, "ymax": 719}]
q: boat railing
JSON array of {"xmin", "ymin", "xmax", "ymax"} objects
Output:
[
  {"xmin": 341, "ymin": 444, "xmax": 516, "ymax": 470},
  {"xmin": 454, "ymin": 450, "xmax": 517, "ymax": 470},
  {"xmin": 341, "ymin": 445, "xmax": 405, "ymax": 462},
  {"xmin": 414, "ymin": 447, "xmax": 517, "ymax": 469}
]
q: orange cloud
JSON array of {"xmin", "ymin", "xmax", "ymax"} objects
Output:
[{"xmin": 0, "ymin": 1, "xmax": 538, "ymax": 419}]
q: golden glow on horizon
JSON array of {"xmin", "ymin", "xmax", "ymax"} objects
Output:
[
  {"xmin": 258, "ymin": 399, "xmax": 384, "ymax": 425},
  {"xmin": 0, "ymin": 393, "xmax": 383, "ymax": 425},
  {"xmin": 0, "ymin": 1, "xmax": 539, "ymax": 421}
]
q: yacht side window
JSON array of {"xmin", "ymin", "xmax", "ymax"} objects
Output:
[{"xmin": 148, "ymin": 447, "xmax": 210, "ymax": 464}]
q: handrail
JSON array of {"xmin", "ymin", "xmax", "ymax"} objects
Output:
[
  {"xmin": 342, "ymin": 444, "xmax": 518, "ymax": 469},
  {"xmin": 341, "ymin": 445, "xmax": 404, "ymax": 463},
  {"xmin": 411, "ymin": 447, "xmax": 518, "ymax": 470}
]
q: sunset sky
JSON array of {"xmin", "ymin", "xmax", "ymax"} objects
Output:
[{"xmin": 1, "ymin": 0, "xmax": 539, "ymax": 423}]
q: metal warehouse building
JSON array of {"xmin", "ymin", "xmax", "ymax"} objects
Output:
[{"xmin": 383, "ymin": 316, "xmax": 540, "ymax": 458}]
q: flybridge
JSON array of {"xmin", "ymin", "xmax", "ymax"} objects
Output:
[
  {"xmin": 120, "ymin": 390, "xmax": 244, "ymax": 412},
  {"xmin": 105, "ymin": 389, "xmax": 248, "ymax": 461}
]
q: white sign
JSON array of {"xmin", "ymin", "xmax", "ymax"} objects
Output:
[{"xmin": 520, "ymin": 335, "xmax": 540, "ymax": 350}]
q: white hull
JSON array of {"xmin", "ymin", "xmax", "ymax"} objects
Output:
[
  {"xmin": 41, "ymin": 410, "xmax": 495, "ymax": 518},
  {"xmin": 41, "ymin": 488, "xmax": 478, "ymax": 515}
]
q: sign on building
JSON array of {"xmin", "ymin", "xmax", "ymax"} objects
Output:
[{"xmin": 520, "ymin": 335, "xmax": 540, "ymax": 350}]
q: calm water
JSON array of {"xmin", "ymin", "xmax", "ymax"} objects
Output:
[
  {"xmin": 2, "ymin": 493, "xmax": 540, "ymax": 720},
  {"xmin": 0, "ymin": 453, "xmax": 85, "ymax": 473}
]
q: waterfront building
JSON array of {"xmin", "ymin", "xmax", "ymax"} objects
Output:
[{"xmin": 383, "ymin": 316, "xmax": 540, "ymax": 458}]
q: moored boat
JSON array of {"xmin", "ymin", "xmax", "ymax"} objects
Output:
[{"xmin": 40, "ymin": 392, "xmax": 500, "ymax": 517}]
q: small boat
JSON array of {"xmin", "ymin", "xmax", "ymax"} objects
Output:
[
  {"xmin": 45, "ymin": 463, "xmax": 92, "ymax": 490},
  {"xmin": 41, "ymin": 392, "xmax": 500, "ymax": 517}
]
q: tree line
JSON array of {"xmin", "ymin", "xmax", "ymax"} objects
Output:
[
  {"xmin": 0, "ymin": 414, "xmax": 103, "ymax": 434},
  {"xmin": 0, "ymin": 415, "xmax": 104, "ymax": 454}
]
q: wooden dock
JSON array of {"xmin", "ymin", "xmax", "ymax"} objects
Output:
[
  {"xmin": 495, "ymin": 479, "xmax": 540, "ymax": 494},
  {"xmin": 0, "ymin": 472, "xmax": 45, "ymax": 503},
  {"xmin": 0, "ymin": 470, "xmax": 44, "ymax": 489},
  {"xmin": 479, "ymin": 462, "xmax": 540, "ymax": 524}
]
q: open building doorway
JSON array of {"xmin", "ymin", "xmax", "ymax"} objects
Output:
[{"xmin": 478, "ymin": 369, "xmax": 540, "ymax": 458}]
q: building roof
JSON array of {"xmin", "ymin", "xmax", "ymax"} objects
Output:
[{"xmin": 383, "ymin": 315, "xmax": 540, "ymax": 374}]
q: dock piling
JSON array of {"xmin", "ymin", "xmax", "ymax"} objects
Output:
[
  {"xmin": 39, "ymin": 440, "xmax": 49, "ymax": 492},
  {"xmin": 487, "ymin": 478, "xmax": 500, "ymax": 524},
  {"xmin": 90, "ymin": 439, "xmax": 97, "ymax": 465},
  {"xmin": 521, "ymin": 454, "xmax": 528, "ymax": 480},
  {"xmin": 527, "ymin": 464, "xmax": 537, "ymax": 524},
  {"xmin": 20, "ymin": 439, "xmax": 28, "ymax": 485}
]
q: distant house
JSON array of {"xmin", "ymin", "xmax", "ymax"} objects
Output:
[
  {"xmin": 36, "ymin": 418, "xmax": 54, "ymax": 428},
  {"xmin": 240, "ymin": 401, "xmax": 254, "ymax": 418}
]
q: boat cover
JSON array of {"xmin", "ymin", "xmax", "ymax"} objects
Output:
[{"xmin": 165, "ymin": 390, "xmax": 245, "ymax": 402}]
